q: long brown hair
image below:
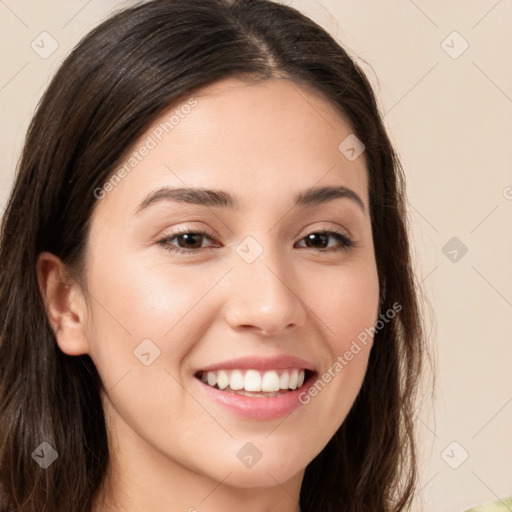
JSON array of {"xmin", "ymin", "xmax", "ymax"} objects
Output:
[{"xmin": 0, "ymin": 1, "xmax": 428, "ymax": 510}]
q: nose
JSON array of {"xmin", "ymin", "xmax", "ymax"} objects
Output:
[{"xmin": 222, "ymin": 246, "xmax": 307, "ymax": 337}]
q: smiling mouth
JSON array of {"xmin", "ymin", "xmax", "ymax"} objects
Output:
[{"xmin": 194, "ymin": 368, "xmax": 315, "ymax": 397}]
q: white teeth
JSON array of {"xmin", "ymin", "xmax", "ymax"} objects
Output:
[
  {"xmin": 200, "ymin": 368, "xmax": 307, "ymax": 394},
  {"xmin": 288, "ymin": 369, "xmax": 299, "ymax": 390},
  {"xmin": 279, "ymin": 371, "xmax": 289, "ymax": 390},
  {"xmin": 261, "ymin": 370, "xmax": 280, "ymax": 392},
  {"xmin": 230, "ymin": 370, "xmax": 244, "ymax": 390},
  {"xmin": 217, "ymin": 370, "xmax": 229, "ymax": 390},
  {"xmin": 244, "ymin": 370, "xmax": 262, "ymax": 392},
  {"xmin": 207, "ymin": 372, "xmax": 217, "ymax": 387}
]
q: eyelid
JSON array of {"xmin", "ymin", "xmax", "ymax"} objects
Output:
[
  {"xmin": 156, "ymin": 224, "xmax": 356, "ymax": 256},
  {"xmin": 298, "ymin": 222, "xmax": 353, "ymax": 240},
  {"xmin": 156, "ymin": 223, "xmax": 220, "ymax": 242},
  {"xmin": 157, "ymin": 222, "xmax": 351, "ymax": 243}
]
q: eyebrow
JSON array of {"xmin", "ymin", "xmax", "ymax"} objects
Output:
[{"xmin": 134, "ymin": 184, "xmax": 366, "ymax": 215}]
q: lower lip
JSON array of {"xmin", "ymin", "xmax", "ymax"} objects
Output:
[{"xmin": 195, "ymin": 376, "xmax": 314, "ymax": 420}]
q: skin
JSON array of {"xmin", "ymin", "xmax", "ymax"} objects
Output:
[{"xmin": 37, "ymin": 77, "xmax": 380, "ymax": 512}]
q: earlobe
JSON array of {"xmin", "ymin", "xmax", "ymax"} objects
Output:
[{"xmin": 36, "ymin": 251, "xmax": 90, "ymax": 356}]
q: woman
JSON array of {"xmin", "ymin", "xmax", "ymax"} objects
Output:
[{"xmin": 0, "ymin": 0, "xmax": 427, "ymax": 510}]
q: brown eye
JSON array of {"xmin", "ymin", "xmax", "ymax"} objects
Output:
[
  {"xmin": 296, "ymin": 231, "xmax": 355, "ymax": 252},
  {"xmin": 174, "ymin": 233, "xmax": 205, "ymax": 249},
  {"xmin": 157, "ymin": 230, "xmax": 220, "ymax": 255}
]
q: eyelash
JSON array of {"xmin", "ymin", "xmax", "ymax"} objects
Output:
[{"xmin": 157, "ymin": 228, "xmax": 356, "ymax": 255}]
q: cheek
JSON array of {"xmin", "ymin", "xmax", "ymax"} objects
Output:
[
  {"xmin": 298, "ymin": 262, "xmax": 379, "ymax": 422},
  {"xmin": 305, "ymin": 262, "xmax": 380, "ymax": 352},
  {"xmin": 88, "ymin": 247, "xmax": 218, "ymax": 336},
  {"xmin": 83, "ymin": 253, "xmax": 222, "ymax": 452},
  {"xmin": 83, "ymin": 249, "xmax": 222, "ymax": 391}
]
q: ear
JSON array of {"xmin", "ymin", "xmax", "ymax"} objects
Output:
[{"xmin": 36, "ymin": 251, "xmax": 90, "ymax": 356}]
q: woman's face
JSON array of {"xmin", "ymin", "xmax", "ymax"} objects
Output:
[{"xmin": 81, "ymin": 78, "xmax": 379, "ymax": 494}]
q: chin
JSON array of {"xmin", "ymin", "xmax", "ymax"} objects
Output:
[
  {"xmin": 221, "ymin": 462, "xmax": 305, "ymax": 488},
  {"xmin": 224, "ymin": 447, "xmax": 309, "ymax": 486}
]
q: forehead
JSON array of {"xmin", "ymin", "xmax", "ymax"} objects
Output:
[{"xmin": 92, "ymin": 77, "xmax": 369, "ymax": 218}]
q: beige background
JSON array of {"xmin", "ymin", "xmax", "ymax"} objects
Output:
[{"xmin": 1, "ymin": 1, "xmax": 511, "ymax": 510}]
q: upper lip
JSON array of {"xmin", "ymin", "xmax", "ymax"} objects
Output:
[{"xmin": 196, "ymin": 355, "xmax": 316, "ymax": 373}]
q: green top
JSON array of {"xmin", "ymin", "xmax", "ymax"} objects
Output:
[{"xmin": 464, "ymin": 496, "xmax": 512, "ymax": 511}]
